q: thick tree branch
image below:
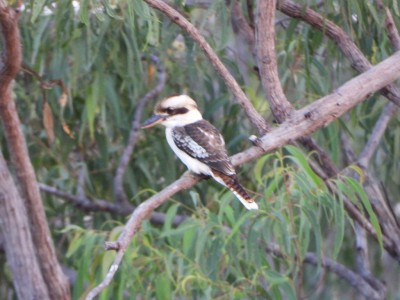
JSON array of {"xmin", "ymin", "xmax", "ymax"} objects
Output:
[
  {"xmin": 85, "ymin": 50, "xmax": 400, "ymax": 299},
  {"xmin": 114, "ymin": 55, "xmax": 166, "ymax": 205},
  {"xmin": 277, "ymin": 0, "xmax": 400, "ymax": 107},
  {"xmin": 254, "ymin": 0, "xmax": 338, "ymax": 177},
  {"xmin": 0, "ymin": 5, "xmax": 70, "ymax": 299},
  {"xmin": 143, "ymin": 0, "xmax": 269, "ymax": 134},
  {"xmin": 255, "ymin": 0, "xmax": 294, "ymax": 121}
]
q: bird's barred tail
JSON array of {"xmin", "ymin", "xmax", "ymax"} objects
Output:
[{"xmin": 212, "ymin": 170, "xmax": 259, "ymax": 210}]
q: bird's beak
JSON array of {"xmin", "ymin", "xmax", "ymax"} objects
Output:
[{"xmin": 141, "ymin": 114, "xmax": 169, "ymax": 129}]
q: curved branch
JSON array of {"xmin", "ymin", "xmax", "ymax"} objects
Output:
[
  {"xmin": 265, "ymin": 244, "xmax": 383, "ymax": 300},
  {"xmin": 143, "ymin": 0, "xmax": 269, "ymax": 134},
  {"xmin": 84, "ymin": 50, "xmax": 400, "ymax": 299},
  {"xmin": 303, "ymin": 253, "xmax": 383, "ymax": 300},
  {"xmin": 277, "ymin": 0, "xmax": 400, "ymax": 107},
  {"xmin": 113, "ymin": 55, "xmax": 167, "ymax": 204},
  {"xmin": 255, "ymin": 0, "xmax": 294, "ymax": 121}
]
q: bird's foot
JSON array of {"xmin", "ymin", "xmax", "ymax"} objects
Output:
[{"xmin": 249, "ymin": 135, "xmax": 266, "ymax": 152}]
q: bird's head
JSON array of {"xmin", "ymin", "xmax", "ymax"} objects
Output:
[{"xmin": 142, "ymin": 95, "xmax": 203, "ymax": 128}]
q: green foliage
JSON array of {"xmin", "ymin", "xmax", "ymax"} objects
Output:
[
  {"xmin": 62, "ymin": 147, "xmax": 370, "ymax": 299},
  {"xmin": 1, "ymin": 0, "xmax": 398, "ymax": 298}
]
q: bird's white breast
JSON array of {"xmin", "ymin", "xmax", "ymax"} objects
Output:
[{"xmin": 165, "ymin": 127, "xmax": 212, "ymax": 176}]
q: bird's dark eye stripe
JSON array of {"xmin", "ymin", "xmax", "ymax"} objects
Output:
[
  {"xmin": 162, "ymin": 107, "xmax": 189, "ymax": 115},
  {"xmin": 173, "ymin": 107, "xmax": 189, "ymax": 115}
]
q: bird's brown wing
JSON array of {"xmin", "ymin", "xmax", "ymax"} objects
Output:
[{"xmin": 172, "ymin": 120, "xmax": 236, "ymax": 176}]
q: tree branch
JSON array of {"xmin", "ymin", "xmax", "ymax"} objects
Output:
[
  {"xmin": 265, "ymin": 244, "xmax": 383, "ymax": 300},
  {"xmin": 357, "ymin": 1, "xmax": 400, "ymax": 170},
  {"xmin": 358, "ymin": 102, "xmax": 398, "ymax": 169},
  {"xmin": 39, "ymin": 183, "xmax": 187, "ymax": 226},
  {"xmin": 114, "ymin": 55, "xmax": 166, "ymax": 205},
  {"xmin": 84, "ymin": 172, "xmax": 198, "ymax": 300},
  {"xmin": 143, "ymin": 0, "xmax": 270, "ymax": 134},
  {"xmin": 304, "ymin": 253, "xmax": 383, "ymax": 300},
  {"xmin": 255, "ymin": 0, "xmax": 294, "ymax": 121},
  {"xmin": 85, "ymin": 50, "xmax": 400, "ymax": 299},
  {"xmin": 254, "ymin": 0, "xmax": 339, "ymax": 178},
  {"xmin": 277, "ymin": 0, "xmax": 400, "ymax": 107},
  {"xmin": 0, "ymin": 5, "xmax": 70, "ymax": 299},
  {"xmin": 375, "ymin": 0, "xmax": 400, "ymax": 50}
]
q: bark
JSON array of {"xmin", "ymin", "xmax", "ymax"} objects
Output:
[
  {"xmin": 255, "ymin": 0, "xmax": 294, "ymax": 121},
  {"xmin": 0, "ymin": 3, "xmax": 70, "ymax": 299},
  {"xmin": 0, "ymin": 153, "xmax": 49, "ymax": 299}
]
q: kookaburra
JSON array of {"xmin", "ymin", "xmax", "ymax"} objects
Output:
[{"xmin": 142, "ymin": 95, "xmax": 258, "ymax": 210}]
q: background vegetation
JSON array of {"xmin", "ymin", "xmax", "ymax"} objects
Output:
[{"xmin": 0, "ymin": 0, "xmax": 399, "ymax": 299}]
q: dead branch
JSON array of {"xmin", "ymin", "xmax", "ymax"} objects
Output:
[
  {"xmin": 0, "ymin": 5, "xmax": 70, "ymax": 299},
  {"xmin": 84, "ymin": 50, "xmax": 400, "ymax": 299},
  {"xmin": 114, "ymin": 55, "xmax": 167, "ymax": 205},
  {"xmin": 143, "ymin": 0, "xmax": 270, "ymax": 134}
]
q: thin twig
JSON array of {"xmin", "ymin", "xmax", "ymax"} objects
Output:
[
  {"xmin": 358, "ymin": 103, "xmax": 398, "ymax": 169},
  {"xmin": 21, "ymin": 63, "xmax": 68, "ymax": 93},
  {"xmin": 340, "ymin": 134, "xmax": 374, "ymax": 288},
  {"xmin": 113, "ymin": 55, "xmax": 167, "ymax": 205},
  {"xmin": 143, "ymin": 0, "xmax": 270, "ymax": 134},
  {"xmin": 39, "ymin": 183, "xmax": 187, "ymax": 226}
]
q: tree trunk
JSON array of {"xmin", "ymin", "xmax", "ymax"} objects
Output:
[
  {"xmin": 0, "ymin": 153, "xmax": 49, "ymax": 299},
  {"xmin": 0, "ymin": 4, "xmax": 70, "ymax": 299}
]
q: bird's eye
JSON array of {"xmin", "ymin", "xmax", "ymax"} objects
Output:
[{"xmin": 166, "ymin": 107, "xmax": 174, "ymax": 114}]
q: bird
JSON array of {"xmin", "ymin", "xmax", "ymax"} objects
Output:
[{"xmin": 141, "ymin": 94, "xmax": 258, "ymax": 210}]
